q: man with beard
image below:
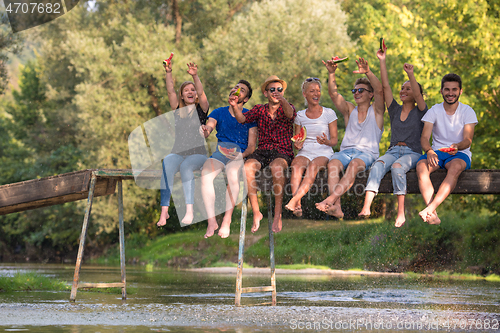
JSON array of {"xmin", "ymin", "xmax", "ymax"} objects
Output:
[
  {"xmin": 200, "ymin": 80, "xmax": 258, "ymax": 238},
  {"xmin": 232, "ymin": 75, "xmax": 296, "ymax": 234},
  {"xmin": 416, "ymin": 73, "xmax": 478, "ymax": 224}
]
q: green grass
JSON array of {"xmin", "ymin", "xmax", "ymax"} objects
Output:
[
  {"xmin": 275, "ymin": 264, "xmax": 331, "ymax": 270},
  {"xmin": 0, "ymin": 272, "xmax": 69, "ymax": 292},
  {"xmin": 210, "ymin": 261, "xmax": 253, "ymax": 268},
  {"xmin": 95, "ymin": 211, "xmax": 500, "ymax": 277}
]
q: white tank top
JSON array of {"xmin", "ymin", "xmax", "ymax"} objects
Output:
[{"xmin": 339, "ymin": 105, "xmax": 383, "ymax": 159}]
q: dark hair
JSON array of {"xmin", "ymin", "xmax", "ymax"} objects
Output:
[
  {"xmin": 403, "ymin": 81, "xmax": 424, "ymax": 95},
  {"xmin": 238, "ymin": 79, "xmax": 252, "ymax": 100},
  {"xmin": 441, "ymin": 73, "xmax": 462, "ymax": 90},
  {"xmin": 354, "ymin": 77, "xmax": 373, "ymax": 92}
]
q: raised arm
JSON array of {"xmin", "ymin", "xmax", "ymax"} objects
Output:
[
  {"xmin": 322, "ymin": 58, "xmax": 352, "ymax": 118},
  {"xmin": 187, "ymin": 62, "xmax": 209, "ymax": 113},
  {"xmin": 377, "ymin": 49, "xmax": 394, "ymax": 108},
  {"xmin": 403, "ymin": 63, "xmax": 426, "ymax": 111},
  {"xmin": 164, "ymin": 61, "xmax": 178, "ymax": 110},
  {"xmin": 354, "ymin": 58, "xmax": 384, "ymax": 115},
  {"xmin": 242, "ymin": 127, "xmax": 258, "ymax": 158},
  {"xmin": 229, "ymin": 95, "xmax": 246, "ymax": 123}
]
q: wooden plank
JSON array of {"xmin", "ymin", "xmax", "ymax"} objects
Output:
[
  {"xmin": 78, "ymin": 282, "xmax": 125, "ymax": 288},
  {"xmin": 241, "ymin": 286, "xmax": 275, "ymax": 293},
  {"xmin": 255, "ymin": 169, "xmax": 500, "ymax": 195},
  {"xmin": 0, "ymin": 175, "xmax": 116, "ymax": 215}
]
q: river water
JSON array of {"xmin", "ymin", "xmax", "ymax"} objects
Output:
[{"xmin": 0, "ymin": 263, "xmax": 499, "ymax": 332}]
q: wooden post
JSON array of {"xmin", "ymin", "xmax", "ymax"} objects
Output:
[
  {"xmin": 118, "ymin": 180, "xmax": 127, "ymax": 299},
  {"xmin": 235, "ymin": 199, "xmax": 247, "ymax": 306},
  {"xmin": 70, "ymin": 173, "xmax": 97, "ymax": 302},
  {"xmin": 268, "ymin": 195, "xmax": 276, "ymax": 305}
]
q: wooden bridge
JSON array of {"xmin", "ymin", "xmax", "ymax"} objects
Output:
[{"xmin": 1, "ymin": 168, "xmax": 499, "ymax": 304}]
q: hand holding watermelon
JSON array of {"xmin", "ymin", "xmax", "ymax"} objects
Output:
[
  {"xmin": 219, "ymin": 145, "xmax": 241, "ymax": 160},
  {"xmin": 163, "ymin": 52, "xmax": 174, "ymax": 72},
  {"xmin": 438, "ymin": 145, "xmax": 458, "ymax": 154}
]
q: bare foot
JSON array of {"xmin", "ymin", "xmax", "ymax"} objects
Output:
[
  {"xmin": 181, "ymin": 212, "xmax": 194, "ymax": 225},
  {"xmin": 358, "ymin": 208, "xmax": 371, "ymax": 217},
  {"xmin": 181, "ymin": 205, "xmax": 194, "ymax": 225},
  {"xmin": 272, "ymin": 214, "xmax": 282, "ymax": 233},
  {"xmin": 218, "ymin": 216, "xmax": 232, "ymax": 238},
  {"xmin": 325, "ymin": 203, "xmax": 344, "ymax": 219},
  {"xmin": 419, "ymin": 207, "xmax": 431, "ymax": 223},
  {"xmin": 427, "ymin": 211, "xmax": 441, "ymax": 225},
  {"xmin": 251, "ymin": 211, "xmax": 263, "ymax": 233},
  {"xmin": 157, "ymin": 206, "xmax": 170, "ymax": 226},
  {"xmin": 284, "ymin": 202, "xmax": 295, "ymax": 212},
  {"xmin": 204, "ymin": 218, "xmax": 219, "ymax": 238},
  {"xmin": 394, "ymin": 215, "xmax": 406, "ymax": 227},
  {"xmin": 316, "ymin": 197, "xmax": 334, "ymax": 212},
  {"xmin": 293, "ymin": 206, "xmax": 303, "ymax": 217}
]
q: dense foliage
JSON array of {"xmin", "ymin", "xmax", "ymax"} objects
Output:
[{"xmin": 0, "ymin": 0, "xmax": 498, "ymax": 263}]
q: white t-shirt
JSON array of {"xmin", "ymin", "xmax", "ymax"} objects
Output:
[
  {"xmin": 421, "ymin": 102, "xmax": 478, "ymax": 159},
  {"xmin": 294, "ymin": 107, "xmax": 338, "ymax": 157}
]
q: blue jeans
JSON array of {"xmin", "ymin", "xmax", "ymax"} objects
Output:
[
  {"xmin": 330, "ymin": 148, "xmax": 376, "ymax": 171},
  {"xmin": 365, "ymin": 145, "xmax": 421, "ymax": 195},
  {"xmin": 160, "ymin": 154, "xmax": 207, "ymax": 206}
]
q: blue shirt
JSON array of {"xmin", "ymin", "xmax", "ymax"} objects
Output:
[{"xmin": 209, "ymin": 106, "xmax": 257, "ymax": 152}]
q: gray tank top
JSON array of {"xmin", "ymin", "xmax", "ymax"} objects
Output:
[
  {"xmin": 339, "ymin": 105, "xmax": 383, "ymax": 159},
  {"xmin": 388, "ymin": 99, "xmax": 428, "ymax": 154}
]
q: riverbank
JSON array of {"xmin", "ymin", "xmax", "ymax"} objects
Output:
[{"xmin": 95, "ymin": 210, "xmax": 500, "ymax": 276}]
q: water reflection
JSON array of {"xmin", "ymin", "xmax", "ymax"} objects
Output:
[{"xmin": 1, "ymin": 264, "xmax": 499, "ymax": 332}]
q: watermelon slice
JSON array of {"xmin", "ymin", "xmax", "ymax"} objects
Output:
[
  {"xmin": 162, "ymin": 52, "xmax": 174, "ymax": 67},
  {"xmin": 438, "ymin": 147, "xmax": 458, "ymax": 153},
  {"xmin": 332, "ymin": 56, "xmax": 349, "ymax": 64},
  {"xmin": 234, "ymin": 87, "xmax": 241, "ymax": 96},
  {"xmin": 219, "ymin": 145, "xmax": 238, "ymax": 157},
  {"xmin": 379, "ymin": 38, "xmax": 387, "ymax": 53},
  {"xmin": 291, "ymin": 126, "xmax": 307, "ymax": 143}
]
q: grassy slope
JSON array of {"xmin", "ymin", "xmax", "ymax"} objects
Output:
[{"xmin": 96, "ymin": 210, "xmax": 500, "ymax": 275}]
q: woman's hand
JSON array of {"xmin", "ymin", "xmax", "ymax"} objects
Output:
[
  {"xmin": 403, "ymin": 63, "xmax": 414, "ymax": 75},
  {"xmin": 163, "ymin": 61, "xmax": 172, "ymax": 73},
  {"xmin": 316, "ymin": 132, "xmax": 330, "ymax": 146},
  {"xmin": 187, "ymin": 62, "xmax": 198, "ymax": 76},
  {"xmin": 294, "ymin": 140, "xmax": 304, "ymax": 150}
]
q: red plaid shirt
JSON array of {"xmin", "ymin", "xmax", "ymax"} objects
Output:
[{"xmin": 244, "ymin": 103, "xmax": 296, "ymax": 157}]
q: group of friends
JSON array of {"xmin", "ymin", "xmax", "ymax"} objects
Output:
[{"xmin": 155, "ymin": 47, "xmax": 478, "ymax": 239}]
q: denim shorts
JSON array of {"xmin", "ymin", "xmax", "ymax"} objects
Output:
[
  {"xmin": 329, "ymin": 148, "xmax": 376, "ymax": 171},
  {"xmin": 418, "ymin": 150, "xmax": 471, "ymax": 170}
]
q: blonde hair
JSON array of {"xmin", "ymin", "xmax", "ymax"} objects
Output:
[{"xmin": 301, "ymin": 80, "xmax": 322, "ymax": 106}]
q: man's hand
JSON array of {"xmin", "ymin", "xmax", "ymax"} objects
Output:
[
  {"xmin": 427, "ymin": 149, "xmax": 439, "ymax": 167},
  {"xmin": 448, "ymin": 144, "xmax": 459, "ymax": 155},
  {"xmin": 226, "ymin": 151, "xmax": 242, "ymax": 161},
  {"xmin": 273, "ymin": 92, "xmax": 288, "ymax": 104},
  {"xmin": 353, "ymin": 57, "xmax": 370, "ymax": 74},
  {"xmin": 199, "ymin": 125, "xmax": 211, "ymax": 138},
  {"xmin": 187, "ymin": 62, "xmax": 198, "ymax": 76},
  {"xmin": 228, "ymin": 95, "xmax": 239, "ymax": 108},
  {"xmin": 322, "ymin": 58, "xmax": 338, "ymax": 74},
  {"xmin": 403, "ymin": 63, "xmax": 414, "ymax": 75}
]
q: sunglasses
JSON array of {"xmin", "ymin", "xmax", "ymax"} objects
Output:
[
  {"xmin": 268, "ymin": 87, "xmax": 284, "ymax": 93},
  {"xmin": 351, "ymin": 88, "xmax": 372, "ymax": 94},
  {"xmin": 305, "ymin": 77, "xmax": 320, "ymax": 82}
]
